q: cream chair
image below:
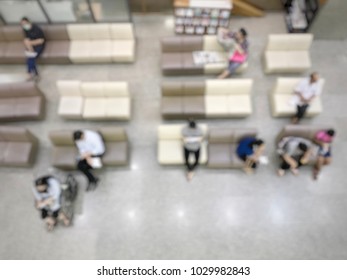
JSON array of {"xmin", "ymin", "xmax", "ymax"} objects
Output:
[
  {"xmin": 158, "ymin": 124, "xmax": 208, "ymax": 165},
  {"xmin": 264, "ymin": 34, "xmax": 313, "ymax": 74},
  {"xmin": 67, "ymin": 23, "xmax": 135, "ymax": 63},
  {"xmin": 57, "ymin": 80, "xmax": 131, "ymax": 120},
  {"xmin": 270, "ymin": 77, "xmax": 324, "ymax": 117},
  {"xmin": 204, "ymin": 79, "xmax": 253, "ymax": 118}
]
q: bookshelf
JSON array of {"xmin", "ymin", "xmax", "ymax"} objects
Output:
[{"xmin": 173, "ymin": 0, "xmax": 232, "ymax": 35}]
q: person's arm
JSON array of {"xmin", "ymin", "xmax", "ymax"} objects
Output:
[
  {"xmin": 282, "ymin": 153, "xmax": 298, "ymax": 168},
  {"xmin": 234, "ymin": 43, "xmax": 245, "ymax": 54},
  {"xmin": 251, "ymin": 144, "xmax": 265, "ymax": 161},
  {"xmin": 300, "ymin": 148, "xmax": 312, "ymax": 165},
  {"xmin": 28, "ymin": 38, "xmax": 45, "ymax": 46}
]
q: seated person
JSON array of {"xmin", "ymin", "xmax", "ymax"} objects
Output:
[
  {"xmin": 291, "ymin": 72, "xmax": 322, "ymax": 124},
  {"xmin": 182, "ymin": 120, "xmax": 204, "ymax": 182},
  {"xmin": 236, "ymin": 137, "xmax": 265, "ymax": 174},
  {"xmin": 20, "ymin": 17, "xmax": 45, "ymax": 80},
  {"xmin": 217, "ymin": 27, "xmax": 249, "ymax": 79},
  {"xmin": 73, "ymin": 130, "xmax": 105, "ymax": 190},
  {"xmin": 277, "ymin": 136, "xmax": 313, "ymax": 176},
  {"xmin": 33, "ymin": 176, "xmax": 70, "ymax": 231},
  {"xmin": 313, "ymin": 129, "xmax": 335, "ymax": 180}
]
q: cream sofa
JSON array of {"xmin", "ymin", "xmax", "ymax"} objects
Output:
[
  {"xmin": 158, "ymin": 124, "xmax": 208, "ymax": 165},
  {"xmin": 270, "ymin": 78, "xmax": 324, "ymax": 117},
  {"xmin": 67, "ymin": 23, "xmax": 135, "ymax": 63},
  {"xmin": 57, "ymin": 80, "xmax": 131, "ymax": 120},
  {"xmin": 161, "ymin": 79, "xmax": 253, "ymax": 119},
  {"xmin": 263, "ymin": 34, "xmax": 313, "ymax": 74}
]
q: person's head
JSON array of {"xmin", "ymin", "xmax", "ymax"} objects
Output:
[
  {"xmin": 235, "ymin": 28, "xmax": 247, "ymax": 41},
  {"xmin": 73, "ymin": 130, "xmax": 84, "ymax": 142},
  {"xmin": 188, "ymin": 119, "xmax": 196, "ymax": 129},
  {"xmin": 20, "ymin": 17, "xmax": 32, "ymax": 31},
  {"xmin": 310, "ymin": 72, "xmax": 319, "ymax": 83},
  {"xmin": 34, "ymin": 176, "xmax": 49, "ymax": 193},
  {"xmin": 252, "ymin": 139, "xmax": 264, "ymax": 147},
  {"xmin": 298, "ymin": 142, "xmax": 308, "ymax": 152},
  {"xmin": 327, "ymin": 129, "xmax": 335, "ymax": 137}
]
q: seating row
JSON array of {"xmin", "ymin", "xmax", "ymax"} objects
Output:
[
  {"xmin": 0, "ymin": 124, "xmax": 330, "ymax": 169},
  {"xmin": 158, "ymin": 124, "xmax": 330, "ymax": 168},
  {"xmin": 161, "ymin": 33, "xmax": 313, "ymax": 76},
  {"xmin": 0, "ymin": 81, "xmax": 45, "ymax": 121},
  {"xmin": 0, "ymin": 23, "xmax": 135, "ymax": 64},
  {"xmin": 161, "ymin": 79, "xmax": 253, "ymax": 118},
  {"xmin": 57, "ymin": 80, "xmax": 131, "ymax": 120},
  {"xmin": 161, "ymin": 35, "xmax": 248, "ymax": 76}
]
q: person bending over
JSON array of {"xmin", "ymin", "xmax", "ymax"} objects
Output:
[
  {"xmin": 33, "ymin": 176, "xmax": 70, "ymax": 231},
  {"xmin": 277, "ymin": 136, "xmax": 312, "ymax": 177},
  {"xmin": 182, "ymin": 120, "xmax": 204, "ymax": 181},
  {"xmin": 73, "ymin": 130, "xmax": 105, "ymax": 190},
  {"xmin": 313, "ymin": 129, "xmax": 335, "ymax": 180},
  {"xmin": 21, "ymin": 17, "xmax": 45, "ymax": 81},
  {"xmin": 291, "ymin": 72, "xmax": 322, "ymax": 124},
  {"xmin": 217, "ymin": 27, "xmax": 249, "ymax": 79},
  {"xmin": 236, "ymin": 137, "xmax": 265, "ymax": 174}
]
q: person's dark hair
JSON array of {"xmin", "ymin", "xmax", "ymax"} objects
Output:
[
  {"xmin": 252, "ymin": 139, "xmax": 264, "ymax": 147},
  {"xmin": 327, "ymin": 129, "xmax": 335, "ymax": 137},
  {"xmin": 310, "ymin": 72, "xmax": 318, "ymax": 79},
  {"xmin": 34, "ymin": 176, "xmax": 51, "ymax": 187},
  {"xmin": 73, "ymin": 130, "xmax": 83, "ymax": 141},
  {"xmin": 188, "ymin": 119, "xmax": 196, "ymax": 129},
  {"xmin": 298, "ymin": 142, "xmax": 308, "ymax": 152},
  {"xmin": 21, "ymin": 17, "xmax": 30, "ymax": 23},
  {"xmin": 239, "ymin": 28, "xmax": 247, "ymax": 37}
]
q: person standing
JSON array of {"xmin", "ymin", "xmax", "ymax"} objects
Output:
[
  {"xmin": 277, "ymin": 136, "xmax": 313, "ymax": 176},
  {"xmin": 73, "ymin": 130, "xmax": 105, "ymax": 190},
  {"xmin": 217, "ymin": 27, "xmax": 249, "ymax": 79},
  {"xmin": 291, "ymin": 72, "xmax": 322, "ymax": 124},
  {"xmin": 182, "ymin": 120, "xmax": 204, "ymax": 181},
  {"xmin": 33, "ymin": 176, "xmax": 70, "ymax": 231},
  {"xmin": 21, "ymin": 17, "xmax": 45, "ymax": 80}
]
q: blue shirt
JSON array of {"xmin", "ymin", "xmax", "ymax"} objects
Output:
[{"xmin": 236, "ymin": 137, "xmax": 255, "ymax": 158}]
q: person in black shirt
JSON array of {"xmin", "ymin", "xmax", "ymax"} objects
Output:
[{"xmin": 20, "ymin": 17, "xmax": 45, "ymax": 80}]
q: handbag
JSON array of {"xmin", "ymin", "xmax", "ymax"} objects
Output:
[{"xmin": 230, "ymin": 50, "xmax": 247, "ymax": 63}]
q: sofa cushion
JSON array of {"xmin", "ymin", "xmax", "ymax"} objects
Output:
[
  {"xmin": 58, "ymin": 96, "xmax": 84, "ymax": 118},
  {"xmin": 89, "ymin": 40, "xmax": 112, "ymax": 62},
  {"xmin": 205, "ymin": 79, "xmax": 253, "ymax": 96},
  {"xmin": 205, "ymin": 95, "xmax": 229, "ymax": 117},
  {"xmin": 105, "ymin": 97, "xmax": 131, "ymax": 120},
  {"xmin": 182, "ymin": 36, "xmax": 203, "ymax": 52},
  {"xmin": 89, "ymin": 24, "xmax": 111, "ymax": 40},
  {"xmin": 208, "ymin": 143, "xmax": 233, "ymax": 168},
  {"xmin": 162, "ymin": 53, "xmax": 183, "ymax": 75},
  {"xmin": 39, "ymin": 41, "xmax": 70, "ymax": 64},
  {"xmin": 161, "ymin": 96, "xmax": 183, "ymax": 118},
  {"xmin": 14, "ymin": 96, "xmax": 43, "ymax": 119},
  {"xmin": 0, "ymin": 98, "xmax": 15, "ymax": 119},
  {"xmin": 57, "ymin": 80, "xmax": 81, "ymax": 96},
  {"xmin": 161, "ymin": 37, "xmax": 183, "ymax": 52},
  {"xmin": 265, "ymin": 51, "xmax": 311, "ymax": 73},
  {"xmin": 112, "ymin": 40, "xmax": 134, "ymax": 62},
  {"xmin": 81, "ymin": 82, "xmax": 104, "ymax": 97},
  {"xmin": 49, "ymin": 131, "xmax": 75, "ymax": 146},
  {"xmin": 83, "ymin": 98, "xmax": 106, "ymax": 119},
  {"xmin": 227, "ymin": 95, "xmax": 252, "ymax": 117},
  {"xmin": 2, "ymin": 26, "xmax": 24, "ymax": 41},
  {"xmin": 3, "ymin": 142, "xmax": 32, "ymax": 166},
  {"xmin": 109, "ymin": 23, "xmax": 134, "ymax": 40},
  {"xmin": 103, "ymin": 82, "xmax": 128, "ymax": 97},
  {"xmin": 0, "ymin": 142, "xmax": 8, "ymax": 162},
  {"xmin": 4, "ymin": 42, "xmax": 26, "ymax": 63},
  {"xmin": 67, "ymin": 24, "xmax": 90, "ymax": 40},
  {"xmin": 51, "ymin": 146, "xmax": 78, "ymax": 169},
  {"xmin": 69, "ymin": 41, "xmax": 91, "ymax": 63},
  {"xmin": 266, "ymin": 34, "xmax": 313, "ymax": 51},
  {"xmin": 231, "ymin": 144, "xmax": 247, "ymax": 168},
  {"xmin": 102, "ymin": 142, "xmax": 128, "ymax": 166},
  {"xmin": 182, "ymin": 52, "xmax": 204, "ymax": 74},
  {"xmin": 42, "ymin": 25, "xmax": 70, "ymax": 41},
  {"xmin": 99, "ymin": 127, "xmax": 127, "ymax": 142},
  {"xmin": 183, "ymin": 96, "xmax": 205, "ymax": 117}
]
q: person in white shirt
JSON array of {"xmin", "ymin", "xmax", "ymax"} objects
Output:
[
  {"xmin": 291, "ymin": 72, "xmax": 322, "ymax": 124},
  {"xmin": 73, "ymin": 130, "xmax": 105, "ymax": 190},
  {"xmin": 33, "ymin": 176, "xmax": 70, "ymax": 231}
]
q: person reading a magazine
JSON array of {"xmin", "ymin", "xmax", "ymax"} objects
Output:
[
  {"xmin": 217, "ymin": 27, "xmax": 249, "ymax": 79},
  {"xmin": 73, "ymin": 130, "xmax": 105, "ymax": 190},
  {"xmin": 182, "ymin": 120, "xmax": 204, "ymax": 182}
]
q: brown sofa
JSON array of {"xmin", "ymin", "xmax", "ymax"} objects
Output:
[
  {"xmin": 0, "ymin": 126, "xmax": 38, "ymax": 167},
  {"xmin": 276, "ymin": 125, "xmax": 333, "ymax": 165},
  {"xmin": 49, "ymin": 127, "xmax": 129, "ymax": 170},
  {"xmin": 161, "ymin": 35, "xmax": 247, "ymax": 76},
  {"xmin": 0, "ymin": 81, "xmax": 45, "ymax": 121},
  {"xmin": 208, "ymin": 127, "xmax": 258, "ymax": 168}
]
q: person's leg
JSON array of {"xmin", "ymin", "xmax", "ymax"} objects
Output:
[
  {"xmin": 191, "ymin": 149, "xmax": 200, "ymax": 171},
  {"xmin": 56, "ymin": 209, "xmax": 70, "ymax": 226},
  {"xmin": 278, "ymin": 157, "xmax": 291, "ymax": 176},
  {"xmin": 218, "ymin": 69, "xmax": 231, "ymax": 79},
  {"xmin": 218, "ymin": 62, "xmax": 241, "ymax": 79},
  {"xmin": 184, "ymin": 147, "xmax": 192, "ymax": 171},
  {"xmin": 313, "ymin": 156, "xmax": 324, "ymax": 180},
  {"xmin": 77, "ymin": 159, "xmax": 97, "ymax": 185},
  {"xmin": 293, "ymin": 104, "xmax": 309, "ymax": 123}
]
